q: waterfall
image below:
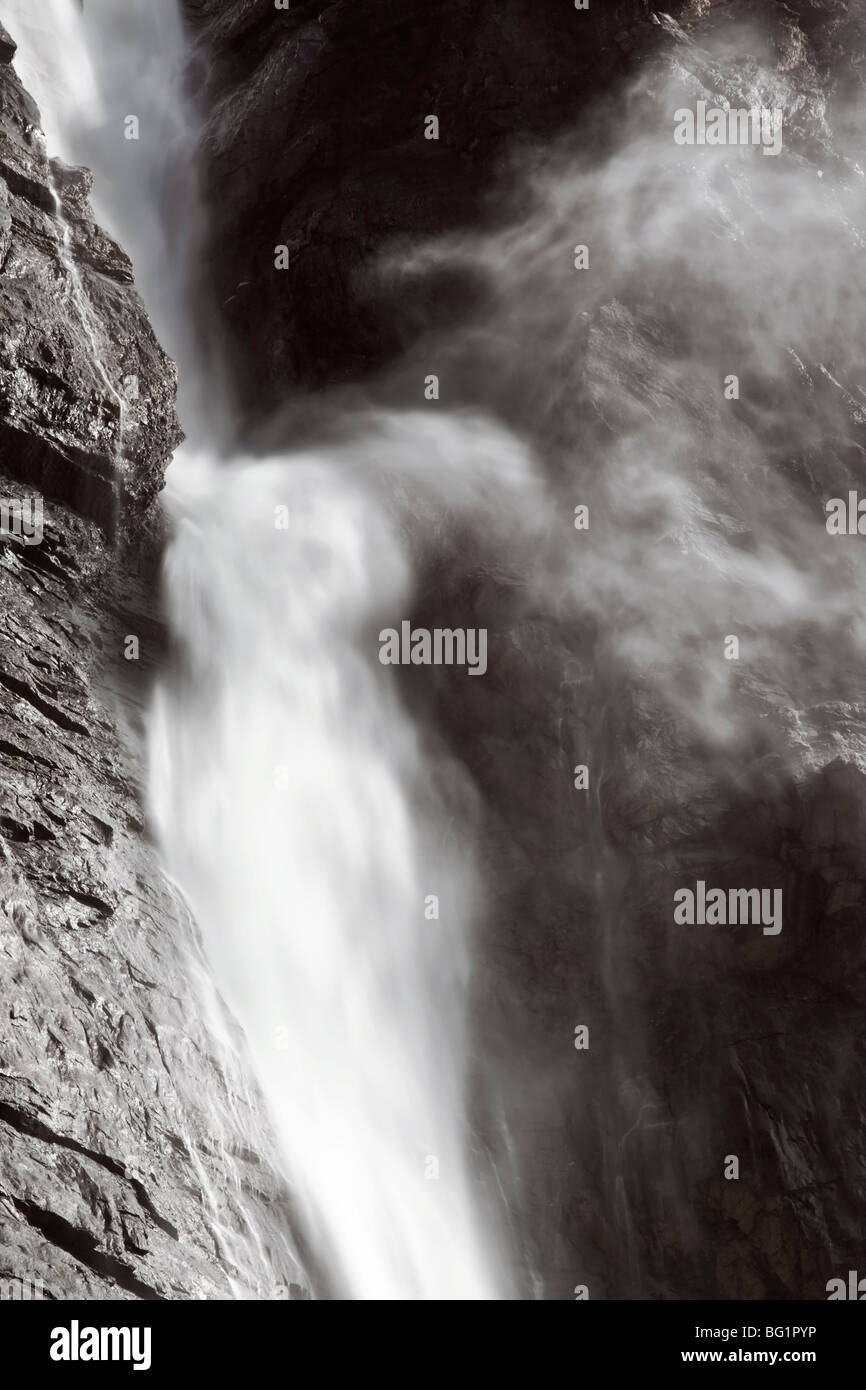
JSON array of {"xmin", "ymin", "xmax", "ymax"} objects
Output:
[
  {"xmin": 148, "ymin": 440, "xmax": 507, "ymax": 1300},
  {"xmin": 9, "ymin": 0, "xmax": 866, "ymax": 1305},
  {"xmin": 4, "ymin": 0, "xmax": 517, "ymax": 1298}
]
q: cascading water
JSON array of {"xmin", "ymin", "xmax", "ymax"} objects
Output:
[
  {"xmin": 148, "ymin": 438, "xmax": 518, "ymax": 1300},
  {"xmin": 11, "ymin": 0, "xmax": 862, "ymax": 1304},
  {"xmin": 5, "ymin": 0, "xmax": 518, "ymax": 1298},
  {"xmin": 47, "ymin": 172, "xmax": 127, "ymax": 461}
]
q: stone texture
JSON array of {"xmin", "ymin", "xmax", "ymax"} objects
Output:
[{"xmin": 0, "ymin": 51, "xmax": 181, "ymax": 534}]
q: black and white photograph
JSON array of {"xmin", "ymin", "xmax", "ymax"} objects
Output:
[{"xmin": 0, "ymin": 0, "xmax": 863, "ymax": 1357}]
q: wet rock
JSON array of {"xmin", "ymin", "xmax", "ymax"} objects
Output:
[{"xmin": 0, "ymin": 56, "xmax": 180, "ymax": 534}]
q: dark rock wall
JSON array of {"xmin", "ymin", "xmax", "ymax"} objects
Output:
[
  {"xmin": 180, "ymin": 0, "xmax": 666, "ymax": 415},
  {"xmin": 180, "ymin": 0, "xmax": 866, "ymax": 423}
]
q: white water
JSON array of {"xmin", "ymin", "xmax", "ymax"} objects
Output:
[
  {"xmin": 149, "ymin": 431, "xmax": 524, "ymax": 1300},
  {"xmin": 4, "ymin": 0, "xmax": 516, "ymax": 1298}
]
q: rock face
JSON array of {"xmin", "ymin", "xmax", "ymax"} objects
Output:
[
  {"xmin": 181, "ymin": 0, "xmax": 662, "ymax": 417},
  {"xmin": 0, "ymin": 32, "xmax": 303, "ymax": 1299},
  {"xmin": 0, "ymin": 38, "xmax": 180, "ymax": 533},
  {"xmin": 183, "ymin": 0, "xmax": 866, "ymax": 1299}
]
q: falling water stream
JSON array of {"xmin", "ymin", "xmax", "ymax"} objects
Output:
[
  {"xmin": 46, "ymin": 170, "xmax": 127, "ymax": 511},
  {"xmin": 4, "ymin": 0, "xmax": 514, "ymax": 1298}
]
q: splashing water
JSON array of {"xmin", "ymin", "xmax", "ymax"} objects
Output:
[{"xmin": 148, "ymin": 432, "xmax": 535, "ymax": 1299}]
